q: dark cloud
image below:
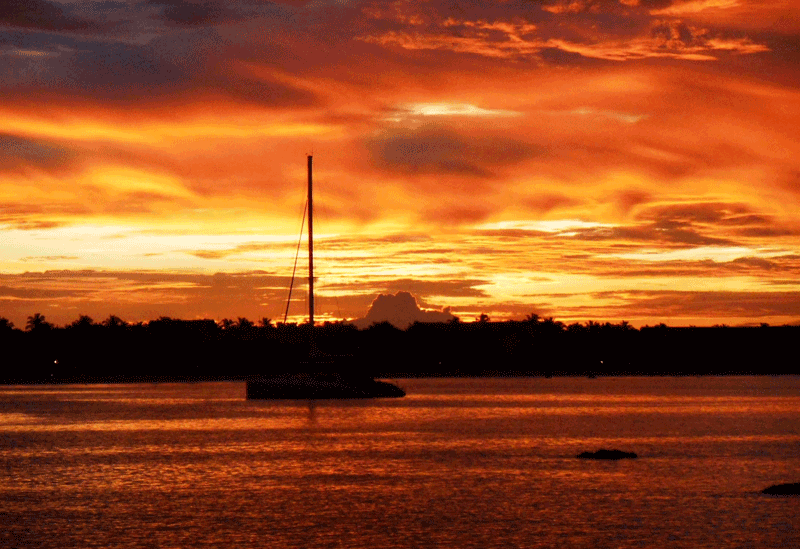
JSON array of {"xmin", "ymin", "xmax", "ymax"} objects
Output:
[
  {"xmin": 646, "ymin": 227, "xmax": 733, "ymax": 246},
  {"xmin": 0, "ymin": 134, "xmax": 78, "ymax": 173},
  {"xmin": 637, "ymin": 202, "xmax": 754, "ymax": 227},
  {"xmin": 726, "ymin": 257, "xmax": 781, "ymax": 271},
  {"xmin": 149, "ymin": 0, "xmax": 226, "ymax": 27},
  {"xmin": 541, "ymin": 1, "xmax": 656, "ymax": 41},
  {"xmin": 0, "ymin": 0, "xmax": 102, "ymax": 32},
  {"xmin": 147, "ymin": 0, "xmax": 305, "ymax": 29},
  {"xmin": 575, "ymin": 225, "xmax": 735, "ymax": 247},
  {"xmin": 737, "ymin": 226, "xmax": 800, "ymax": 237},
  {"xmin": 537, "ymin": 45, "xmax": 599, "ymax": 65},
  {"xmin": 718, "ymin": 214, "xmax": 774, "ymax": 226},
  {"xmin": 614, "ymin": 190, "xmax": 652, "ymax": 214},
  {"xmin": 200, "ymin": 67, "xmax": 320, "ymax": 107},
  {"xmin": 366, "ymin": 126, "xmax": 541, "ymax": 178},
  {"xmin": 367, "ymin": 128, "xmax": 490, "ymax": 178},
  {"xmin": 636, "ymin": 0, "xmax": 675, "ymax": 9},
  {"xmin": 0, "ymin": 284, "xmax": 87, "ymax": 300},
  {"xmin": 185, "ymin": 242, "xmax": 283, "ymax": 260},
  {"xmin": 0, "ymin": 1, "xmax": 315, "ymax": 106},
  {"xmin": 0, "ymin": 26, "xmax": 319, "ymax": 107},
  {"xmin": 650, "ymin": 18, "xmax": 696, "ymax": 46},
  {"xmin": 0, "ymin": 39, "xmax": 194, "ymax": 103},
  {"xmin": 0, "ymin": 202, "xmax": 90, "ymax": 230},
  {"xmin": 589, "ymin": 201, "xmax": 798, "ymax": 251},
  {"xmin": 526, "ymin": 193, "xmax": 581, "ymax": 214},
  {"xmin": 63, "ymin": 40, "xmax": 205, "ymax": 100},
  {"xmin": 502, "ymin": 204, "xmax": 755, "ymax": 247},
  {"xmin": 540, "ymin": 0, "xmax": 642, "ymax": 16},
  {"xmin": 420, "ymin": 205, "xmax": 496, "ymax": 224}
]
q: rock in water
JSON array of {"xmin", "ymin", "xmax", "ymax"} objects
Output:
[
  {"xmin": 762, "ymin": 483, "xmax": 800, "ymax": 495},
  {"xmin": 577, "ymin": 449, "xmax": 638, "ymax": 460}
]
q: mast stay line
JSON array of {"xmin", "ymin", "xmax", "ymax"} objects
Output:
[{"xmin": 283, "ymin": 199, "xmax": 308, "ymax": 324}]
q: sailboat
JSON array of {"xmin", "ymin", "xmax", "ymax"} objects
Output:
[{"xmin": 245, "ymin": 156, "xmax": 405, "ymax": 399}]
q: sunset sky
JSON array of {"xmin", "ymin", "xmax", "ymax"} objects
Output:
[{"xmin": 2, "ymin": 0, "xmax": 800, "ymax": 328}]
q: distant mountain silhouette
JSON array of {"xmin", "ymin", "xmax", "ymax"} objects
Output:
[{"xmin": 352, "ymin": 291, "xmax": 456, "ymax": 329}]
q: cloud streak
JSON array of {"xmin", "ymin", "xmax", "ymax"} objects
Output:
[{"xmin": 359, "ymin": 1, "xmax": 770, "ymax": 62}]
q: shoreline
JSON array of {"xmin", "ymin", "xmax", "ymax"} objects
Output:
[{"xmin": 1, "ymin": 372, "xmax": 797, "ymax": 386}]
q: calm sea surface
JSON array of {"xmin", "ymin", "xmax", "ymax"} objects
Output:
[{"xmin": 1, "ymin": 377, "xmax": 798, "ymax": 548}]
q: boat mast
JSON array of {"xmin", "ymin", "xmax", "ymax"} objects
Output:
[{"xmin": 307, "ymin": 155, "xmax": 314, "ymax": 327}]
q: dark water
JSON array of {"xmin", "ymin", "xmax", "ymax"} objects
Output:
[{"xmin": 1, "ymin": 377, "xmax": 798, "ymax": 548}]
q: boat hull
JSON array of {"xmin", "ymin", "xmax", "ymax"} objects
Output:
[{"xmin": 246, "ymin": 374, "xmax": 405, "ymax": 399}]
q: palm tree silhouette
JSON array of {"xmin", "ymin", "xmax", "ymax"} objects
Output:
[
  {"xmin": 235, "ymin": 317, "xmax": 254, "ymax": 330},
  {"xmin": 219, "ymin": 318, "xmax": 235, "ymax": 330},
  {"xmin": 102, "ymin": 315, "xmax": 128, "ymax": 328},
  {"xmin": 26, "ymin": 313, "xmax": 52, "ymax": 332},
  {"xmin": 259, "ymin": 317, "xmax": 274, "ymax": 329},
  {"xmin": 69, "ymin": 315, "xmax": 95, "ymax": 329}
]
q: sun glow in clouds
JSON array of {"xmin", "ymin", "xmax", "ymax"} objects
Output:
[
  {"xmin": 2, "ymin": 48, "xmax": 60, "ymax": 58},
  {"xmin": 610, "ymin": 246, "xmax": 788, "ymax": 263},
  {"xmin": 650, "ymin": 0, "xmax": 741, "ymax": 16},
  {"xmin": 0, "ymin": 225, "xmax": 321, "ymax": 273},
  {"xmin": 569, "ymin": 107, "xmax": 647, "ymax": 124},
  {"xmin": 477, "ymin": 220, "xmax": 614, "ymax": 233},
  {"xmin": 402, "ymin": 103, "xmax": 522, "ymax": 117}
]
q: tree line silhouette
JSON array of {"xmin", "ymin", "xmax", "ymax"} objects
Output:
[{"xmin": 0, "ymin": 313, "xmax": 795, "ymax": 384}]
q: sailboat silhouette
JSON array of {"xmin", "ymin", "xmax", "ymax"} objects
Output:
[{"xmin": 245, "ymin": 156, "xmax": 405, "ymax": 399}]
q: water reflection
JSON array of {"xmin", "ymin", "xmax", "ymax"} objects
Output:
[
  {"xmin": 307, "ymin": 400, "xmax": 317, "ymax": 424},
  {"xmin": 1, "ymin": 378, "xmax": 799, "ymax": 548}
]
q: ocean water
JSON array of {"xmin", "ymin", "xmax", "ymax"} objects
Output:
[{"xmin": 1, "ymin": 377, "xmax": 798, "ymax": 548}]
